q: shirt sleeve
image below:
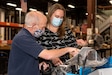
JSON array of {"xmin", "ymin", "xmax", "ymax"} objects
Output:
[
  {"xmin": 13, "ymin": 35, "xmax": 44, "ymax": 58},
  {"xmin": 65, "ymin": 27, "xmax": 78, "ymax": 47}
]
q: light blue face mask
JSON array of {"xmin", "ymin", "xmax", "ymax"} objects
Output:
[
  {"xmin": 34, "ymin": 29, "xmax": 44, "ymax": 38},
  {"xmin": 51, "ymin": 17, "xmax": 63, "ymax": 27}
]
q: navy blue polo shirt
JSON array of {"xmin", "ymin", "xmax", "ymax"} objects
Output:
[{"xmin": 8, "ymin": 28, "xmax": 44, "ymax": 75}]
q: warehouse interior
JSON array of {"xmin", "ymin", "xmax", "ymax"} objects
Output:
[{"xmin": 0, "ymin": 0, "xmax": 112, "ymax": 75}]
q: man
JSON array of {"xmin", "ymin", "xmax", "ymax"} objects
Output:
[{"xmin": 8, "ymin": 11, "xmax": 78, "ymax": 75}]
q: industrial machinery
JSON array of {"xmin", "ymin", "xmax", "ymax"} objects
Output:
[{"xmin": 51, "ymin": 47, "xmax": 107, "ymax": 75}]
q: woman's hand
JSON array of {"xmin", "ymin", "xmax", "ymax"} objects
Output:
[
  {"xmin": 39, "ymin": 62, "xmax": 49, "ymax": 71},
  {"xmin": 52, "ymin": 58, "xmax": 63, "ymax": 66},
  {"xmin": 76, "ymin": 39, "xmax": 88, "ymax": 46}
]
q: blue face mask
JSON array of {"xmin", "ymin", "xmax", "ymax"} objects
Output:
[
  {"xmin": 34, "ymin": 29, "xmax": 44, "ymax": 38},
  {"xmin": 51, "ymin": 17, "xmax": 63, "ymax": 27}
]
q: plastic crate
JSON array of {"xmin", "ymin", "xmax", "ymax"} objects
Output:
[
  {"xmin": 66, "ymin": 72, "xmax": 79, "ymax": 75},
  {"xmin": 96, "ymin": 56, "xmax": 112, "ymax": 69},
  {"xmin": 79, "ymin": 67, "xmax": 92, "ymax": 75}
]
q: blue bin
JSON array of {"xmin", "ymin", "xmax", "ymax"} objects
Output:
[
  {"xmin": 79, "ymin": 67, "xmax": 92, "ymax": 75},
  {"xmin": 66, "ymin": 72, "xmax": 79, "ymax": 75},
  {"xmin": 96, "ymin": 56, "xmax": 112, "ymax": 69}
]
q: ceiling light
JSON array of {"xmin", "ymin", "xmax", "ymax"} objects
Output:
[
  {"xmin": 45, "ymin": 12, "xmax": 48, "ymax": 15},
  {"xmin": 15, "ymin": 8, "xmax": 22, "ymax": 11},
  {"xmin": 85, "ymin": 13, "xmax": 88, "ymax": 15},
  {"xmin": 68, "ymin": 4, "xmax": 75, "ymax": 8},
  {"xmin": 53, "ymin": 0, "xmax": 59, "ymax": 2},
  {"xmin": 29, "ymin": 8, "xmax": 37, "ymax": 11},
  {"xmin": 109, "ymin": 0, "xmax": 112, "ymax": 4},
  {"xmin": 6, "ymin": 3, "xmax": 17, "ymax": 7}
]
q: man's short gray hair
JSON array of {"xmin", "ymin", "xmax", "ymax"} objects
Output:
[{"xmin": 25, "ymin": 11, "xmax": 39, "ymax": 27}]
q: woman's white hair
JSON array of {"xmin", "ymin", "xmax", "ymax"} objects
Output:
[{"xmin": 25, "ymin": 11, "xmax": 40, "ymax": 27}]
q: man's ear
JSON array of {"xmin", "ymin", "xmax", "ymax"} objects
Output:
[{"xmin": 32, "ymin": 23, "xmax": 36, "ymax": 27}]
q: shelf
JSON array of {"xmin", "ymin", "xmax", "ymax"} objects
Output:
[
  {"xmin": 0, "ymin": 40, "xmax": 12, "ymax": 45},
  {"xmin": 0, "ymin": 45, "xmax": 10, "ymax": 50},
  {"xmin": 0, "ymin": 22, "xmax": 22, "ymax": 45},
  {"xmin": 0, "ymin": 40, "xmax": 11, "ymax": 50},
  {"xmin": 0, "ymin": 22, "xmax": 23, "ymax": 28}
]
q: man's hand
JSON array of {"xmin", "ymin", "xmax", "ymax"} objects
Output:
[
  {"xmin": 69, "ymin": 48, "xmax": 80, "ymax": 57},
  {"xmin": 67, "ymin": 47, "xmax": 80, "ymax": 57}
]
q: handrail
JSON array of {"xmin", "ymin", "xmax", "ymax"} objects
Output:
[{"xmin": 99, "ymin": 16, "xmax": 112, "ymax": 33}]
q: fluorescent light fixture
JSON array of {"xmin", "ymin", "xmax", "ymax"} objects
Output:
[
  {"xmin": 29, "ymin": 8, "xmax": 37, "ymax": 11},
  {"xmin": 85, "ymin": 13, "xmax": 88, "ymax": 15},
  {"xmin": 6, "ymin": 3, "xmax": 17, "ymax": 7},
  {"xmin": 68, "ymin": 4, "xmax": 75, "ymax": 8},
  {"xmin": 15, "ymin": 8, "xmax": 22, "ymax": 11},
  {"xmin": 45, "ymin": 12, "xmax": 48, "ymax": 15},
  {"xmin": 53, "ymin": 0, "xmax": 59, "ymax": 2},
  {"xmin": 109, "ymin": 0, "xmax": 112, "ymax": 4}
]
